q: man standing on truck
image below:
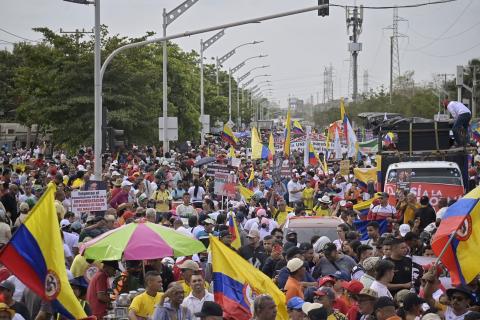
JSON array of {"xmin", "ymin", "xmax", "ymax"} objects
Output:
[{"xmin": 443, "ymin": 98, "xmax": 471, "ymax": 147}]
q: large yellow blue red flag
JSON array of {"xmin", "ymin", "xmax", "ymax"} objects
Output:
[
  {"xmin": 308, "ymin": 142, "xmax": 319, "ymax": 165},
  {"xmin": 284, "ymin": 109, "xmax": 291, "ymax": 157},
  {"xmin": 292, "ymin": 120, "xmax": 304, "ymax": 134},
  {"xmin": 268, "ymin": 133, "xmax": 275, "ymax": 160},
  {"xmin": 247, "ymin": 167, "xmax": 255, "ymax": 189},
  {"xmin": 238, "ymin": 183, "xmax": 254, "ymax": 201},
  {"xmin": 210, "ymin": 236, "xmax": 288, "ymax": 320},
  {"xmin": 222, "ymin": 124, "xmax": 239, "ymax": 147},
  {"xmin": 227, "ymin": 212, "xmax": 242, "ymax": 250},
  {"xmin": 251, "ymin": 128, "xmax": 270, "ymax": 160},
  {"xmin": 432, "ymin": 186, "xmax": 480, "ymax": 285},
  {"xmin": 0, "ymin": 184, "xmax": 87, "ymax": 319},
  {"xmin": 353, "ymin": 167, "xmax": 378, "ymax": 191}
]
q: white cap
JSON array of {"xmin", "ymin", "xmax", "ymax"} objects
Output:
[
  {"xmin": 111, "ymin": 171, "xmax": 121, "ymax": 176},
  {"xmin": 77, "ymin": 165, "xmax": 87, "ymax": 172},
  {"xmin": 286, "ymin": 258, "xmax": 304, "ymax": 273},
  {"xmin": 60, "ymin": 219, "xmax": 70, "ymax": 228},
  {"xmin": 339, "ymin": 200, "xmax": 347, "ymax": 207},
  {"xmin": 302, "ymin": 303, "xmax": 323, "ymax": 315},
  {"xmin": 399, "ymin": 224, "xmax": 411, "ymax": 237},
  {"xmin": 121, "ymin": 180, "xmax": 133, "ymax": 188}
]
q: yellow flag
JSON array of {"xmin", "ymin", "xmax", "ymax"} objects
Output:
[{"xmin": 268, "ymin": 133, "xmax": 275, "ymax": 157}]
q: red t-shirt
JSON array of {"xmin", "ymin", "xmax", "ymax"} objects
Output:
[
  {"xmin": 86, "ymin": 270, "xmax": 109, "ymax": 319},
  {"xmin": 346, "ymin": 303, "xmax": 359, "ymax": 320}
]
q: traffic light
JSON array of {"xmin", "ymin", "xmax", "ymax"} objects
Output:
[
  {"xmin": 107, "ymin": 127, "xmax": 125, "ymax": 151},
  {"xmin": 318, "ymin": 0, "xmax": 329, "ymax": 17}
]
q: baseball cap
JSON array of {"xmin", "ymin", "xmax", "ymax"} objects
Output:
[
  {"xmin": 287, "ymin": 297, "xmax": 305, "ymax": 310},
  {"xmin": 102, "ymin": 260, "xmax": 121, "ymax": 271},
  {"xmin": 357, "ymin": 288, "xmax": 378, "ymax": 300},
  {"xmin": 60, "ymin": 219, "xmax": 71, "ymax": 228},
  {"xmin": 329, "ymin": 270, "xmax": 350, "ymax": 281},
  {"xmin": 394, "ymin": 289, "xmax": 411, "ymax": 307},
  {"xmin": 339, "ymin": 200, "xmax": 347, "ymax": 207},
  {"xmin": 362, "ymin": 257, "xmax": 380, "ymax": 272},
  {"xmin": 19, "ymin": 202, "xmax": 29, "ymax": 212},
  {"xmin": 301, "ymin": 302, "xmax": 324, "ymax": 315},
  {"xmin": 374, "ymin": 296, "xmax": 395, "ymax": 310},
  {"xmin": 399, "ymin": 224, "xmax": 411, "ymax": 237},
  {"xmin": 247, "ymin": 229, "xmax": 260, "ymax": 239},
  {"xmin": 287, "ymin": 258, "xmax": 304, "ymax": 273},
  {"xmin": 0, "ymin": 281, "xmax": 15, "ymax": 292},
  {"xmin": 77, "ymin": 165, "xmax": 87, "ymax": 172},
  {"xmin": 121, "ymin": 180, "xmax": 133, "ymax": 188},
  {"xmin": 204, "ymin": 218, "xmax": 215, "ymax": 225},
  {"xmin": 314, "ymin": 286, "xmax": 336, "ymax": 300},
  {"xmin": 342, "ymin": 280, "xmax": 364, "ymax": 294},
  {"xmin": 177, "ymin": 260, "xmax": 200, "ymax": 271},
  {"xmin": 317, "ymin": 276, "xmax": 335, "ymax": 287},
  {"xmin": 194, "ymin": 301, "xmax": 223, "ymax": 317}
]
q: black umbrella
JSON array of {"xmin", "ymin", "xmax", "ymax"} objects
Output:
[{"xmin": 194, "ymin": 157, "xmax": 216, "ymax": 167}]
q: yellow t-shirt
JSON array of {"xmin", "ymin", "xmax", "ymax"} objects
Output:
[
  {"xmin": 70, "ymin": 255, "xmax": 102, "ymax": 281},
  {"xmin": 403, "ymin": 203, "xmax": 420, "ymax": 224},
  {"xmin": 71, "ymin": 178, "xmax": 85, "ymax": 189},
  {"xmin": 313, "ymin": 206, "xmax": 331, "ymax": 217},
  {"xmin": 152, "ymin": 190, "xmax": 171, "ymax": 212},
  {"xmin": 273, "ymin": 206, "xmax": 294, "ymax": 225},
  {"xmin": 129, "ymin": 291, "xmax": 164, "ymax": 319},
  {"xmin": 302, "ymin": 187, "xmax": 315, "ymax": 210}
]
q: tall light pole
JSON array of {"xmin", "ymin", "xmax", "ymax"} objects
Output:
[
  {"xmin": 216, "ymin": 41, "xmax": 263, "ymax": 90},
  {"xmin": 162, "ymin": 0, "xmax": 199, "ymax": 153},
  {"xmin": 200, "ymin": 30, "xmax": 225, "ymax": 145},
  {"xmin": 64, "ymin": 0, "xmax": 102, "ymax": 179},
  {"xmin": 231, "ymin": 55, "xmax": 268, "ymax": 129}
]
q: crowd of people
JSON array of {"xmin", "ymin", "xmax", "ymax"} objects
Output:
[{"xmin": 0, "ymin": 139, "xmax": 479, "ymax": 320}]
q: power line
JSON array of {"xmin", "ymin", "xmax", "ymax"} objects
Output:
[
  {"xmin": 413, "ymin": 40, "xmax": 480, "ymax": 58},
  {"xmin": 331, "ymin": 0, "xmax": 458, "ymax": 10},
  {"xmin": 408, "ymin": 20, "xmax": 480, "ymax": 41},
  {"xmin": 403, "ymin": 0, "xmax": 473, "ymax": 51},
  {"xmin": 0, "ymin": 27, "xmax": 38, "ymax": 43},
  {"xmin": 0, "ymin": 39, "xmax": 15, "ymax": 45}
]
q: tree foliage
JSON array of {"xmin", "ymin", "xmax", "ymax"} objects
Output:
[{"xmin": 0, "ymin": 27, "xmax": 252, "ymax": 150}]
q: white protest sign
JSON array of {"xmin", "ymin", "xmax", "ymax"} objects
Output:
[{"xmin": 71, "ymin": 190, "xmax": 107, "ymax": 213}]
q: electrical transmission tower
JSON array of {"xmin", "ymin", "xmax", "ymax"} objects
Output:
[
  {"xmin": 323, "ymin": 65, "xmax": 334, "ymax": 103},
  {"xmin": 384, "ymin": 6, "xmax": 407, "ymax": 103},
  {"xmin": 363, "ymin": 70, "xmax": 369, "ymax": 95}
]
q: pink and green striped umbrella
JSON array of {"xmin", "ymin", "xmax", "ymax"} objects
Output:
[{"xmin": 80, "ymin": 221, "xmax": 206, "ymax": 261}]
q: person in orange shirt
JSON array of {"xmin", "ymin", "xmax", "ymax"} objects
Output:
[{"xmin": 284, "ymin": 258, "xmax": 306, "ymax": 302}]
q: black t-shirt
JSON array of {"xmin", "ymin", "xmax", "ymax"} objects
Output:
[
  {"xmin": 239, "ymin": 244, "xmax": 267, "ymax": 269},
  {"xmin": 415, "ymin": 206, "xmax": 437, "ymax": 230},
  {"xmin": 386, "ymin": 256, "xmax": 423, "ymax": 296},
  {"xmin": 12, "ymin": 301, "xmax": 31, "ymax": 320}
]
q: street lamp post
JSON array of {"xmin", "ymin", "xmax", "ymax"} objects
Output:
[
  {"xmin": 216, "ymin": 41, "xmax": 263, "ymax": 90},
  {"xmin": 231, "ymin": 55, "xmax": 268, "ymax": 129},
  {"xmin": 162, "ymin": 0, "xmax": 200, "ymax": 153},
  {"xmin": 200, "ymin": 30, "xmax": 225, "ymax": 145}
]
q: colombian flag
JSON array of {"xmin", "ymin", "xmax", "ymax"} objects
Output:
[
  {"xmin": 432, "ymin": 187, "xmax": 480, "ymax": 285},
  {"xmin": 227, "ymin": 213, "xmax": 241, "ymax": 250},
  {"xmin": 284, "ymin": 109, "xmax": 291, "ymax": 157},
  {"xmin": 292, "ymin": 120, "xmax": 304, "ymax": 134},
  {"xmin": 353, "ymin": 167, "xmax": 378, "ymax": 192},
  {"xmin": 238, "ymin": 183, "xmax": 254, "ymax": 201},
  {"xmin": 251, "ymin": 128, "xmax": 270, "ymax": 160},
  {"xmin": 308, "ymin": 142, "xmax": 319, "ymax": 165},
  {"xmin": 0, "ymin": 184, "xmax": 87, "ymax": 319},
  {"xmin": 222, "ymin": 124, "xmax": 239, "ymax": 147},
  {"xmin": 210, "ymin": 236, "xmax": 288, "ymax": 320},
  {"xmin": 247, "ymin": 167, "xmax": 255, "ymax": 189}
]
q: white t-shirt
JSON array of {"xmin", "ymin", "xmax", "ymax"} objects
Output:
[
  {"xmin": 244, "ymin": 217, "xmax": 260, "ymax": 232},
  {"xmin": 447, "ymin": 101, "xmax": 470, "ymax": 120},
  {"xmin": 188, "ymin": 186, "xmax": 205, "ymax": 202},
  {"xmin": 444, "ymin": 306, "xmax": 470, "ymax": 320},
  {"xmin": 370, "ymin": 280, "xmax": 393, "ymax": 298},
  {"xmin": 371, "ymin": 204, "xmax": 396, "ymax": 219},
  {"xmin": 63, "ymin": 231, "xmax": 79, "ymax": 253},
  {"xmin": 287, "ymin": 180, "xmax": 303, "ymax": 203}
]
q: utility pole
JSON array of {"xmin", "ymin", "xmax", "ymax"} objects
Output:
[
  {"xmin": 200, "ymin": 30, "xmax": 225, "ymax": 145},
  {"xmin": 346, "ymin": 4, "xmax": 363, "ymax": 103},
  {"xmin": 59, "ymin": 28, "xmax": 93, "ymax": 46},
  {"xmin": 162, "ymin": 0, "xmax": 200, "ymax": 154}
]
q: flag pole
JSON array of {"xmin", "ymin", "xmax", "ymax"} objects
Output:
[{"xmin": 433, "ymin": 230, "xmax": 457, "ymax": 267}]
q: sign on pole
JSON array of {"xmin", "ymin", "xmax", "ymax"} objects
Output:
[
  {"xmin": 340, "ymin": 160, "xmax": 350, "ymax": 176},
  {"xmin": 159, "ymin": 117, "xmax": 178, "ymax": 141},
  {"xmin": 71, "ymin": 190, "xmax": 107, "ymax": 214},
  {"xmin": 214, "ymin": 172, "xmax": 238, "ymax": 198}
]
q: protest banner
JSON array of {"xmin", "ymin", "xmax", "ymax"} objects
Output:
[{"xmin": 71, "ymin": 190, "xmax": 107, "ymax": 214}]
